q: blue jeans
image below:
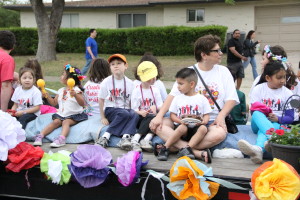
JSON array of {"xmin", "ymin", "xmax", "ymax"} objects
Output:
[
  {"xmin": 81, "ymin": 59, "xmax": 92, "ymax": 75},
  {"xmin": 17, "ymin": 113, "xmax": 37, "ymax": 129},
  {"xmin": 251, "ymin": 111, "xmax": 280, "ymax": 151},
  {"xmin": 243, "ymin": 56, "xmax": 258, "ymax": 79},
  {"xmin": 105, "ymin": 107, "xmax": 139, "ymax": 137}
]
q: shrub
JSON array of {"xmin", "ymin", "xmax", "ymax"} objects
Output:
[{"xmin": 1, "ymin": 25, "xmax": 227, "ymax": 56}]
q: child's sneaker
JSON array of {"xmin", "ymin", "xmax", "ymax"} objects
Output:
[
  {"xmin": 95, "ymin": 137, "xmax": 108, "ymax": 148},
  {"xmin": 264, "ymin": 141, "xmax": 271, "ymax": 152},
  {"xmin": 50, "ymin": 136, "xmax": 66, "ymax": 148},
  {"xmin": 131, "ymin": 141, "xmax": 142, "ymax": 152},
  {"xmin": 33, "ymin": 134, "xmax": 43, "ymax": 146},
  {"xmin": 177, "ymin": 146, "xmax": 195, "ymax": 159},
  {"xmin": 117, "ymin": 136, "xmax": 132, "ymax": 151},
  {"xmin": 157, "ymin": 146, "xmax": 169, "ymax": 161},
  {"xmin": 238, "ymin": 139, "xmax": 263, "ymax": 164},
  {"xmin": 140, "ymin": 139, "xmax": 153, "ymax": 152}
]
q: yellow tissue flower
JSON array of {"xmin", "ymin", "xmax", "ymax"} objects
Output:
[
  {"xmin": 254, "ymin": 159, "xmax": 300, "ymax": 200},
  {"xmin": 69, "ymin": 67, "xmax": 75, "ymax": 73}
]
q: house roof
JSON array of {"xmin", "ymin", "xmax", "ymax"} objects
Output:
[{"xmin": 5, "ymin": 0, "xmax": 251, "ymax": 10}]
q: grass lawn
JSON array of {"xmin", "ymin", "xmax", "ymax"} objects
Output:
[{"xmin": 14, "ymin": 53, "xmax": 227, "ymax": 90}]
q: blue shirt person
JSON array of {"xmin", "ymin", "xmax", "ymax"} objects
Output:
[{"xmin": 81, "ymin": 29, "xmax": 98, "ymax": 75}]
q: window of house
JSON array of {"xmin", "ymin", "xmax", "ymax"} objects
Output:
[
  {"xmin": 187, "ymin": 9, "xmax": 204, "ymax": 22},
  {"xmin": 118, "ymin": 13, "xmax": 146, "ymax": 28},
  {"xmin": 61, "ymin": 13, "xmax": 79, "ymax": 28}
]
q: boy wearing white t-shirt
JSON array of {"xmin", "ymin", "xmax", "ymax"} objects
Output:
[
  {"xmin": 131, "ymin": 61, "xmax": 163, "ymax": 152},
  {"xmin": 157, "ymin": 68, "xmax": 212, "ymax": 161},
  {"xmin": 96, "ymin": 54, "xmax": 139, "ymax": 150}
]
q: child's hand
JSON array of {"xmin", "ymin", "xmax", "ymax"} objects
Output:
[
  {"xmin": 140, "ymin": 110, "xmax": 148, "ymax": 117},
  {"xmin": 149, "ymin": 105, "xmax": 157, "ymax": 114},
  {"xmin": 7, "ymin": 109, "xmax": 16, "ymax": 117},
  {"xmin": 42, "ymin": 92, "xmax": 49, "ymax": 98},
  {"xmin": 15, "ymin": 111, "xmax": 24, "ymax": 117},
  {"xmin": 101, "ymin": 118, "xmax": 109, "ymax": 125},
  {"xmin": 69, "ymin": 89, "xmax": 76, "ymax": 97},
  {"xmin": 268, "ymin": 113, "xmax": 278, "ymax": 122}
]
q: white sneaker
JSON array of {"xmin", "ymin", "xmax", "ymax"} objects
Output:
[
  {"xmin": 131, "ymin": 141, "xmax": 142, "ymax": 152},
  {"xmin": 238, "ymin": 140, "xmax": 263, "ymax": 164},
  {"xmin": 140, "ymin": 139, "xmax": 153, "ymax": 152},
  {"xmin": 117, "ymin": 136, "xmax": 132, "ymax": 151}
]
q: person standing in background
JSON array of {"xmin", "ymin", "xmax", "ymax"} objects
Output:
[
  {"xmin": 0, "ymin": 30, "xmax": 16, "ymax": 111},
  {"xmin": 242, "ymin": 30, "xmax": 260, "ymax": 80},
  {"xmin": 227, "ymin": 29, "xmax": 247, "ymax": 90},
  {"xmin": 81, "ymin": 29, "xmax": 98, "ymax": 75}
]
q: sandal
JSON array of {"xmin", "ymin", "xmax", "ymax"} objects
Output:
[{"xmin": 201, "ymin": 149, "xmax": 212, "ymax": 164}]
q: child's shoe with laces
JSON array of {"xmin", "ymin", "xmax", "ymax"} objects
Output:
[
  {"xmin": 50, "ymin": 135, "xmax": 66, "ymax": 148},
  {"xmin": 33, "ymin": 134, "xmax": 43, "ymax": 146},
  {"xmin": 117, "ymin": 135, "xmax": 132, "ymax": 151}
]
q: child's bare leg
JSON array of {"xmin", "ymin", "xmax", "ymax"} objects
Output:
[
  {"xmin": 61, "ymin": 119, "xmax": 77, "ymax": 137},
  {"xmin": 188, "ymin": 125, "xmax": 208, "ymax": 148},
  {"xmin": 192, "ymin": 149, "xmax": 210, "ymax": 163},
  {"xmin": 40, "ymin": 119, "xmax": 62, "ymax": 136},
  {"xmin": 165, "ymin": 124, "xmax": 187, "ymax": 148}
]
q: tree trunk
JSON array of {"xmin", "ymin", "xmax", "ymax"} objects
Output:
[{"xmin": 30, "ymin": 0, "xmax": 65, "ymax": 61}]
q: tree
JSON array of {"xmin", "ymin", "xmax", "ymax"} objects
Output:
[{"xmin": 29, "ymin": 0, "xmax": 65, "ymax": 61}]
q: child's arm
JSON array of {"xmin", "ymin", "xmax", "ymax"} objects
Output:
[
  {"xmin": 170, "ymin": 112, "xmax": 184, "ymax": 124},
  {"xmin": 99, "ymin": 98, "xmax": 109, "ymax": 125},
  {"xmin": 44, "ymin": 93, "xmax": 59, "ymax": 106},
  {"xmin": 200, "ymin": 114, "xmax": 210, "ymax": 125},
  {"xmin": 15, "ymin": 105, "xmax": 41, "ymax": 117},
  {"xmin": 71, "ymin": 91, "xmax": 85, "ymax": 107},
  {"xmin": 11, "ymin": 102, "xmax": 18, "ymax": 111}
]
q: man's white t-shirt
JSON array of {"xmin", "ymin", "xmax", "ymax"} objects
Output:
[
  {"xmin": 131, "ymin": 84, "xmax": 163, "ymax": 112},
  {"xmin": 169, "ymin": 93, "xmax": 212, "ymax": 124},
  {"xmin": 84, "ymin": 80, "xmax": 101, "ymax": 114},
  {"xmin": 11, "ymin": 85, "xmax": 43, "ymax": 116},
  {"xmin": 251, "ymin": 82, "xmax": 293, "ymax": 116},
  {"xmin": 57, "ymin": 86, "xmax": 84, "ymax": 117},
  {"xmin": 133, "ymin": 79, "xmax": 167, "ymax": 101},
  {"xmin": 170, "ymin": 64, "xmax": 239, "ymax": 120},
  {"xmin": 99, "ymin": 75, "xmax": 134, "ymax": 109}
]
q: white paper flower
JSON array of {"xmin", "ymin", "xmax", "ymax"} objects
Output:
[{"xmin": 0, "ymin": 111, "xmax": 26, "ymax": 161}]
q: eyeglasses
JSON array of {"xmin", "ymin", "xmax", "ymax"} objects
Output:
[{"xmin": 210, "ymin": 49, "xmax": 222, "ymax": 54}]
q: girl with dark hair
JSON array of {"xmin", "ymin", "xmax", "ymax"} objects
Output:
[
  {"xmin": 238, "ymin": 62, "xmax": 294, "ymax": 164},
  {"xmin": 84, "ymin": 58, "xmax": 111, "ymax": 114},
  {"xmin": 33, "ymin": 64, "xmax": 88, "ymax": 148},
  {"xmin": 242, "ymin": 30, "xmax": 260, "ymax": 79},
  {"xmin": 249, "ymin": 45, "xmax": 297, "ymax": 97}
]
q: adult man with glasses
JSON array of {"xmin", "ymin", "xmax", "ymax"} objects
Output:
[{"xmin": 227, "ymin": 29, "xmax": 247, "ymax": 90}]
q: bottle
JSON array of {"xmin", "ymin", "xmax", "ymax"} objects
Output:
[{"xmin": 255, "ymin": 43, "xmax": 260, "ymax": 53}]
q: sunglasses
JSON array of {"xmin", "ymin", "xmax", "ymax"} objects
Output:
[{"xmin": 210, "ymin": 49, "xmax": 222, "ymax": 54}]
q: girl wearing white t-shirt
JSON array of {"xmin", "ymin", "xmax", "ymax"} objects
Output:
[
  {"xmin": 131, "ymin": 61, "xmax": 163, "ymax": 152},
  {"xmin": 84, "ymin": 58, "xmax": 111, "ymax": 115},
  {"xmin": 10, "ymin": 67, "xmax": 42, "ymax": 129},
  {"xmin": 238, "ymin": 62, "xmax": 294, "ymax": 164},
  {"xmin": 33, "ymin": 65, "xmax": 88, "ymax": 148}
]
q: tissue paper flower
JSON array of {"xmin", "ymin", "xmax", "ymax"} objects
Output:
[
  {"xmin": 167, "ymin": 156, "xmax": 219, "ymax": 200},
  {"xmin": 0, "ymin": 111, "xmax": 26, "ymax": 161},
  {"xmin": 6, "ymin": 142, "xmax": 44, "ymax": 172},
  {"xmin": 115, "ymin": 151, "xmax": 148, "ymax": 186},
  {"xmin": 40, "ymin": 150, "xmax": 71, "ymax": 185},
  {"xmin": 68, "ymin": 144, "xmax": 112, "ymax": 188},
  {"xmin": 251, "ymin": 158, "xmax": 300, "ymax": 200}
]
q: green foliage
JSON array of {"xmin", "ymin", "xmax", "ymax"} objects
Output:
[
  {"xmin": 0, "ymin": 8, "xmax": 20, "ymax": 27},
  {"xmin": 269, "ymin": 125, "xmax": 300, "ymax": 146},
  {"xmin": 1, "ymin": 25, "xmax": 227, "ymax": 56}
]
